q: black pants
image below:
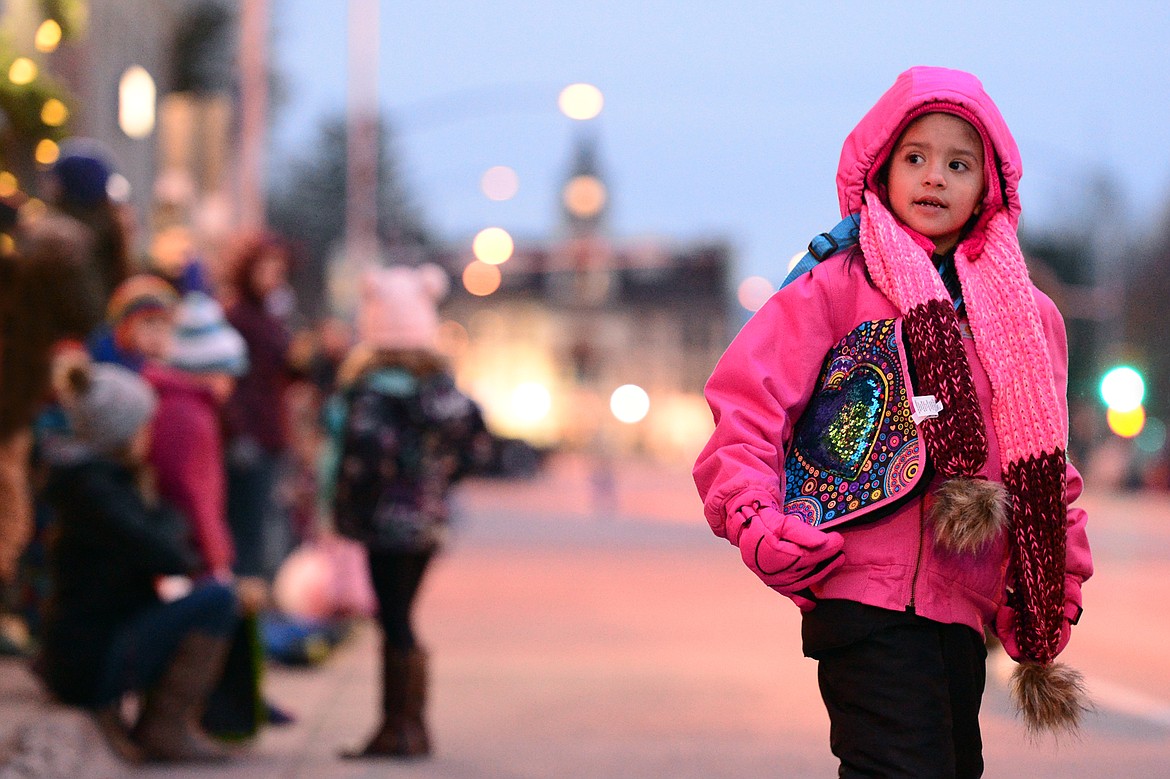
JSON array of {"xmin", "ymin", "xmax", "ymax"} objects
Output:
[
  {"xmin": 225, "ymin": 449, "xmax": 279, "ymax": 578},
  {"xmin": 367, "ymin": 549, "xmax": 434, "ymax": 652},
  {"xmin": 803, "ymin": 600, "xmax": 987, "ymax": 779}
]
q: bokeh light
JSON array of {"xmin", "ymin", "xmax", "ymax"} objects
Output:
[
  {"xmin": 34, "ymin": 139, "xmax": 59, "ymax": 165},
  {"xmin": 610, "ymin": 384, "xmax": 650, "ymax": 424},
  {"xmin": 35, "ymin": 19, "xmax": 62, "ymax": 52},
  {"xmin": 481, "ymin": 165, "xmax": 519, "ymax": 201},
  {"xmin": 118, "ymin": 65, "xmax": 156, "ymax": 138},
  {"xmin": 787, "ymin": 250, "xmax": 806, "ymax": 274},
  {"xmin": 41, "ymin": 98, "xmax": 68, "ymax": 127},
  {"xmin": 562, "ymin": 175, "xmax": 607, "ymax": 219},
  {"xmin": 8, "ymin": 58, "xmax": 37, "ymax": 86},
  {"xmin": 737, "ymin": 275, "xmax": 775, "ymax": 311},
  {"xmin": 1099, "ymin": 365, "xmax": 1145, "ymax": 412},
  {"xmin": 0, "ymin": 172, "xmax": 18, "ymax": 198},
  {"xmin": 558, "ymin": 83, "xmax": 604, "ymax": 120},
  {"xmin": 1136, "ymin": 416, "xmax": 1166, "ymax": 455},
  {"xmin": 106, "ymin": 173, "xmax": 132, "ymax": 203},
  {"xmin": 1107, "ymin": 405, "xmax": 1146, "ymax": 439},
  {"xmin": 510, "ymin": 382, "xmax": 552, "ymax": 424},
  {"xmin": 472, "ymin": 227, "xmax": 514, "ymax": 265},
  {"xmin": 149, "ymin": 225, "xmax": 194, "ymax": 275},
  {"xmin": 462, "ymin": 260, "xmax": 501, "ymax": 296}
]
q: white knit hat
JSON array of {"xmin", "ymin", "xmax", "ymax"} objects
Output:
[
  {"xmin": 169, "ymin": 291, "xmax": 249, "ymax": 376},
  {"xmin": 356, "ymin": 264, "xmax": 449, "ymax": 351}
]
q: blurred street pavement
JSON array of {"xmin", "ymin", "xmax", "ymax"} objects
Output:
[{"xmin": 3, "ymin": 453, "xmax": 1170, "ymax": 778}]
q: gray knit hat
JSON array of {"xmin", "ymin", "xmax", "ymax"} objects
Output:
[
  {"xmin": 169, "ymin": 291, "xmax": 249, "ymax": 376},
  {"xmin": 64, "ymin": 363, "xmax": 157, "ymax": 455}
]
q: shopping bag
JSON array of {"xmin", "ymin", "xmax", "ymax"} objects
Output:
[
  {"xmin": 272, "ymin": 534, "xmax": 376, "ymax": 621},
  {"xmin": 201, "ymin": 612, "xmax": 265, "ymax": 740}
]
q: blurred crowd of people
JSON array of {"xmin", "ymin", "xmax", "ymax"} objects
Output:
[{"xmin": 0, "ymin": 140, "xmax": 490, "ymax": 764}]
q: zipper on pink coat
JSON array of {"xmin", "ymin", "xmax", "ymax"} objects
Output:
[{"xmin": 907, "ymin": 499, "xmax": 927, "ymax": 612}]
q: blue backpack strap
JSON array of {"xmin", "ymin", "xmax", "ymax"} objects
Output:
[{"xmin": 780, "ymin": 213, "xmax": 861, "ymax": 289}]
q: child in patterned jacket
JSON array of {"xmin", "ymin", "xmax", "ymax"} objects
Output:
[{"xmin": 327, "ymin": 264, "xmax": 488, "ymax": 760}]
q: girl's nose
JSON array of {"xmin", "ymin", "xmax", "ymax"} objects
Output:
[{"xmin": 924, "ymin": 164, "xmax": 947, "ymax": 187}]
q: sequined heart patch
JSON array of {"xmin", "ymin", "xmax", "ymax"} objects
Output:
[{"xmin": 793, "ymin": 361, "xmax": 887, "ymax": 481}]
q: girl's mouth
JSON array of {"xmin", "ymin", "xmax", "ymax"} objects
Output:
[{"xmin": 914, "ymin": 198, "xmax": 947, "ymax": 209}]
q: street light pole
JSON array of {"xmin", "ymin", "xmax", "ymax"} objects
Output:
[
  {"xmin": 238, "ymin": 0, "xmax": 269, "ymax": 230},
  {"xmin": 346, "ymin": 0, "xmax": 380, "ymax": 272}
]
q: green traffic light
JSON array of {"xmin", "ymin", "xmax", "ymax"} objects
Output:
[{"xmin": 1099, "ymin": 366, "xmax": 1145, "ymax": 412}]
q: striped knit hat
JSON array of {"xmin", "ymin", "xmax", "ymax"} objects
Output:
[
  {"xmin": 855, "ymin": 79, "xmax": 1084, "ymax": 733},
  {"xmin": 169, "ymin": 291, "xmax": 249, "ymax": 376}
]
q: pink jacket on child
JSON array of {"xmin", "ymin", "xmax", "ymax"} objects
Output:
[
  {"xmin": 693, "ymin": 68, "xmax": 1092, "ymax": 640},
  {"xmin": 145, "ymin": 363, "xmax": 235, "ymax": 578}
]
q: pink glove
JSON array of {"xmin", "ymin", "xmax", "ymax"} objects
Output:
[
  {"xmin": 735, "ymin": 502, "xmax": 845, "ymax": 605},
  {"xmin": 994, "ymin": 604, "xmax": 1074, "ymax": 662}
]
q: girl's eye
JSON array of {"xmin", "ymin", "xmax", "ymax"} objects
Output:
[
  {"xmin": 949, "ymin": 160, "xmax": 969, "ymax": 171},
  {"xmin": 906, "ymin": 152, "xmax": 924, "ymax": 164}
]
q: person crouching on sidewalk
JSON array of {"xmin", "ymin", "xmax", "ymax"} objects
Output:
[{"xmin": 37, "ymin": 363, "xmax": 239, "ymax": 763}]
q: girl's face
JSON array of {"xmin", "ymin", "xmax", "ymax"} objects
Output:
[{"xmin": 885, "ymin": 112, "xmax": 986, "ymax": 255}]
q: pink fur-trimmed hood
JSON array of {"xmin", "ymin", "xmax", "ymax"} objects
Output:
[{"xmin": 836, "ymin": 66, "xmax": 1023, "ymax": 227}]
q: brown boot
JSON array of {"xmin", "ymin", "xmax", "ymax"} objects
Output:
[
  {"xmin": 132, "ymin": 632, "xmax": 232, "ymax": 762},
  {"xmin": 93, "ymin": 703, "xmax": 144, "ymax": 764},
  {"xmin": 400, "ymin": 648, "xmax": 431, "ymax": 756},
  {"xmin": 341, "ymin": 645, "xmax": 430, "ymax": 759}
]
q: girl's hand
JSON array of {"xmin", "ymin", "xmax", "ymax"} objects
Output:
[
  {"xmin": 994, "ymin": 603, "xmax": 1074, "ymax": 662},
  {"xmin": 735, "ymin": 503, "xmax": 844, "ymax": 603}
]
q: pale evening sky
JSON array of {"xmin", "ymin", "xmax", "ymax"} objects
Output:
[{"xmin": 268, "ymin": 0, "xmax": 1170, "ymax": 286}]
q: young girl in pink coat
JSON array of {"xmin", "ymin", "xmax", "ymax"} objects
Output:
[{"xmin": 694, "ymin": 66, "xmax": 1092, "ymax": 777}]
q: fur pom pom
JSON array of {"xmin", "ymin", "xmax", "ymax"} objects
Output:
[
  {"xmin": 929, "ymin": 478, "xmax": 1008, "ymax": 554},
  {"xmin": 1009, "ymin": 662, "xmax": 1091, "ymax": 737}
]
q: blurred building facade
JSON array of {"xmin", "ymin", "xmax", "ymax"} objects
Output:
[
  {"xmin": 433, "ymin": 136, "xmax": 734, "ymax": 462},
  {"xmin": 4, "ymin": 0, "xmax": 242, "ymax": 266},
  {"xmin": 39, "ymin": 0, "xmax": 175, "ymax": 225}
]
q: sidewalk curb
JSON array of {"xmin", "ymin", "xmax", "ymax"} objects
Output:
[{"xmin": 0, "ymin": 678, "xmax": 123, "ymax": 778}]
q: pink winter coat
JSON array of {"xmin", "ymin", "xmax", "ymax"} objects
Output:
[
  {"xmin": 693, "ymin": 67, "xmax": 1092, "ymax": 638},
  {"xmin": 144, "ymin": 363, "xmax": 235, "ymax": 578}
]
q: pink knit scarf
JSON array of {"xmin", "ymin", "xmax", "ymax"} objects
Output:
[{"xmin": 860, "ymin": 195, "xmax": 1068, "ymax": 666}]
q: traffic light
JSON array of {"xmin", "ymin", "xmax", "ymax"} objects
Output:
[
  {"xmin": 1107, "ymin": 406, "xmax": 1146, "ymax": 439},
  {"xmin": 1100, "ymin": 365, "xmax": 1146, "ymax": 438}
]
